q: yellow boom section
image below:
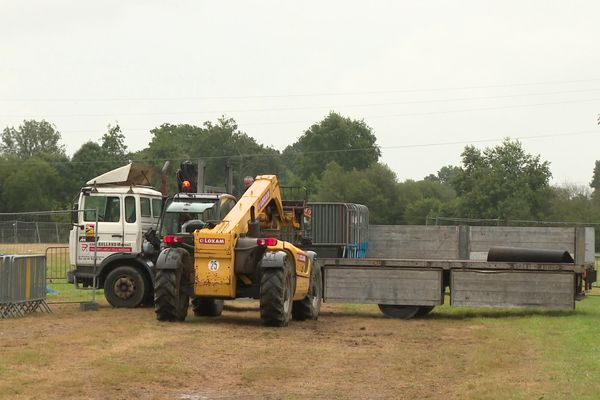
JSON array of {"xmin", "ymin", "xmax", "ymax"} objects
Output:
[
  {"xmin": 193, "ymin": 175, "xmax": 296, "ymax": 298},
  {"xmin": 212, "ymin": 175, "xmax": 287, "ymax": 235}
]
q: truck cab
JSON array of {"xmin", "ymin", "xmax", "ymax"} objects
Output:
[{"xmin": 68, "ymin": 163, "xmax": 163, "ymax": 307}]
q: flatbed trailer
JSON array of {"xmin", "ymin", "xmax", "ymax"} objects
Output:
[{"xmin": 321, "ymin": 257, "xmax": 586, "ymax": 318}]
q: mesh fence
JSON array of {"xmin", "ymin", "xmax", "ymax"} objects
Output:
[{"xmin": 427, "ymin": 216, "xmax": 600, "ymax": 228}]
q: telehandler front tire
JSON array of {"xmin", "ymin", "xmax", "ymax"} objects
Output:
[
  {"xmin": 259, "ymin": 260, "xmax": 294, "ymax": 327},
  {"xmin": 292, "ymin": 256, "xmax": 322, "ymax": 321},
  {"xmin": 154, "ymin": 268, "xmax": 189, "ymax": 322}
]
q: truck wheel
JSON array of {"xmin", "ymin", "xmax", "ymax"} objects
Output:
[
  {"xmin": 192, "ymin": 297, "xmax": 224, "ymax": 317},
  {"xmin": 378, "ymin": 304, "xmax": 420, "ymax": 319},
  {"xmin": 260, "ymin": 261, "xmax": 294, "ymax": 327},
  {"xmin": 104, "ymin": 266, "xmax": 147, "ymax": 308},
  {"xmin": 154, "ymin": 268, "xmax": 189, "ymax": 322},
  {"xmin": 292, "ymin": 257, "xmax": 322, "ymax": 321}
]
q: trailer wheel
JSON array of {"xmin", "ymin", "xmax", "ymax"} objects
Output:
[
  {"xmin": 292, "ymin": 257, "xmax": 322, "ymax": 321},
  {"xmin": 416, "ymin": 306, "xmax": 435, "ymax": 317},
  {"xmin": 260, "ymin": 259, "xmax": 294, "ymax": 327},
  {"xmin": 104, "ymin": 266, "xmax": 146, "ymax": 308},
  {"xmin": 192, "ymin": 297, "xmax": 224, "ymax": 317},
  {"xmin": 378, "ymin": 304, "xmax": 420, "ymax": 319},
  {"xmin": 154, "ymin": 268, "xmax": 189, "ymax": 322}
]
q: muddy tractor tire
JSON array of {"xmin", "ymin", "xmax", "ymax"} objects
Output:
[
  {"xmin": 292, "ymin": 253, "xmax": 322, "ymax": 321},
  {"xmin": 154, "ymin": 249, "xmax": 191, "ymax": 322},
  {"xmin": 104, "ymin": 265, "xmax": 147, "ymax": 308},
  {"xmin": 259, "ymin": 256, "xmax": 294, "ymax": 327},
  {"xmin": 192, "ymin": 298, "xmax": 224, "ymax": 317}
]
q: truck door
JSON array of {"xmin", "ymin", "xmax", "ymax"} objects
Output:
[
  {"xmin": 76, "ymin": 194, "xmax": 124, "ymax": 267},
  {"xmin": 123, "ymin": 195, "xmax": 141, "ymax": 253}
]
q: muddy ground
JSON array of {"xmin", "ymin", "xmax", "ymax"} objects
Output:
[{"xmin": 0, "ymin": 300, "xmax": 569, "ymax": 400}]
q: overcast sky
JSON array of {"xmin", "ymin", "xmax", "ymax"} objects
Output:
[{"xmin": 1, "ymin": 1, "xmax": 599, "ymax": 185}]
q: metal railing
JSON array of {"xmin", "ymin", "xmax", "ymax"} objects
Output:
[
  {"xmin": 0, "ymin": 255, "xmax": 51, "ymax": 318},
  {"xmin": 0, "ymin": 209, "xmax": 100, "ymax": 310}
]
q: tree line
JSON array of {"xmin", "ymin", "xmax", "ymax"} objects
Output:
[{"xmin": 1, "ymin": 113, "xmax": 600, "ymax": 231}]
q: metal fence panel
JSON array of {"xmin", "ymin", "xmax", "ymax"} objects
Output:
[
  {"xmin": 0, "ymin": 254, "xmax": 50, "ymax": 318},
  {"xmin": 307, "ymin": 202, "xmax": 369, "ymax": 258},
  {"xmin": 46, "ymin": 246, "xmax": 70, "ymax": 281},
  {"xmin": 0, "ymin": 256, "xmax": 9, "ymax": 303}
]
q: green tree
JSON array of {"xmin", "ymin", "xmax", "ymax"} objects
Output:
[
  {"xmin": 451, "ymin": 139, "xmax": 552, "ymax": 220},
  {"xmin": 0, "ymin": 120, "xmax": 72, "ymax": 212},
  {"xmin": 546, "ymin": 184, "xmax": 598, "ymax": 222},
  {"xmin": 1, "ymin": 120, "xmax": 65, "ymax": 159},
  {"xmin": 101, "ymin": 123, "xmax": 127, "ymax": 159},
  {"xmin": 590, "ymin": 160, "xmax": 600, "ymax": 193},
  {"xmin": 283, "ymin": 112, "xmax": 380, "ymax": 179},
  {"xmin": 138, "ymin": 117, "xmax": 286, "ymax": 196},
  {"xmin": 424, "ymin": 165, "xmax": 461, "ymax": 185},
  {"xmin": 70, "ymin": 142, "xmax": 115, "ymax": 186},
  {"xmin": 0, "ymin": 157, "xmax": 61, "ymax": 211},
  {"xmin": 404, "ymin": 198, "xmax": 444, "ymax": 225},
  {"xmin": 398, "ymin": 179, "xmax": 456, "ymax": 224},
  {"xmin": 317, "ymin": 161, "xmax": 402, "ymax": 224}
]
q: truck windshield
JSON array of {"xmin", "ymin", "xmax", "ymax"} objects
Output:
[
  {"xmin": 83, "ymin": 195, "xmax": 120, "ymax": 222},
  {"xmin": 160, "ymin": 200, "xmax": 218, "ymax": 236}
]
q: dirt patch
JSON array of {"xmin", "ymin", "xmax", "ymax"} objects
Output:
[{"xmin": 0, "ymin": 302, "xmax": 553, "ymax": 399}]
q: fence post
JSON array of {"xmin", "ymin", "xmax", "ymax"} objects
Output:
[
  {"xmin": 35, "ymin": 222, "xmax": 41, "ymax": 243},
  {"xmin": 458, "ymin": 225, "xmax": 470, "ymax": 260}
]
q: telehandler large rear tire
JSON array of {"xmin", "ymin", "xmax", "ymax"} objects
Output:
[
  {"xmin": 259, "ymin": 260, "xmax": 294, "ymax": 327},
  {"xmin": 154, "ymin": 268, "xmax": 189, "ymax": 322},
  {"xmin": 192, "ymin": 297, "xmax": 224, "ymax": 317},
  {"xmin": 292, "ymin": 256, "xmax": 322, "ymax": 321}
]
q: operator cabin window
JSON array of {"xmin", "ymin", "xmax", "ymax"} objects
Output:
[
  {"xmin": 219, "ymin": 198, "xmax": 235, "ymax": 220},
  {"xmin": 125, "ymin": 196, "xmax": 136, "ymax": 223},
  {"xmin": 83, "ymin": 196, "xmax": 121, "ymax": 222}
]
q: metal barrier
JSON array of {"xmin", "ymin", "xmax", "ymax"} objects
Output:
[
  {"xmin": 0, "ymin": 254, "xmax": 51, "ymax": 318},
  {"xmin": 46, "ymin": 246, "xmax": 70, "ymax": 281},
  {"xmin": 307, "ymin": 202, "xmax": 369, "ymax": 258}
]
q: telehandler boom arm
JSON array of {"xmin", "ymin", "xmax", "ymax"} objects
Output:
[{"xmin": 211, "ymin": 174, "xmax": 298, "ymax": 235}]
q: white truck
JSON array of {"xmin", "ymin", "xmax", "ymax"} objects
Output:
[{"xmin": 68, "ymin": 163, "xmax": 163, "ymax": 307}]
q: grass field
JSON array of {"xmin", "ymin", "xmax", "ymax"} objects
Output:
[
  {"xmin": 2, "ymin": 244, "xmax": 599, "ymax": 398},
  {"xmin": 2, "ymin": 292, "xmax": 600, "ymax": 400}
]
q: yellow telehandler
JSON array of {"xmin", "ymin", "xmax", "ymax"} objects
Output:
[{"xmin": 153, "ymin": 174, "xmax": 321, "ymax": 327}]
